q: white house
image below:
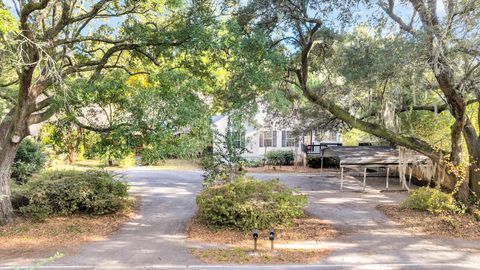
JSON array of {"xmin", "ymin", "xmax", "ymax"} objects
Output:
[{"xmin": 212, "ymin": 114, "xmax": 341, "ymax": 163}]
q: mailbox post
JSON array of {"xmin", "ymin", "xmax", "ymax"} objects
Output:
[
  {"xmin": 252, "ymin": 229, "xmax": 259, "ymax": 252},
  {"xmin": 269, "ymin": 228, "xmax": 275, "ymax": 251}
]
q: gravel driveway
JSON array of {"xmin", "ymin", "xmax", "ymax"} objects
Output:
[{"xmin": 3, "ymin": 168, "xmax": 479, "ymax": 269}]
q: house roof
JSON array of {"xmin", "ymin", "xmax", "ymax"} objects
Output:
[{"xmin": 211, "ymin": 115, "xmax": 226, "ymax": 123}]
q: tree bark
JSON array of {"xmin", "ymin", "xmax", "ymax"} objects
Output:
[
  {"xmin": 463, "ymin": 119, "xmax": 480, "ymax": 195},
  {"xmin": 0, "ymin": 140, "xmax": 20, "ymax": 225},
  {"xmin": 0, "ymin": 107, "xmax": 24, "ymax": 225}
]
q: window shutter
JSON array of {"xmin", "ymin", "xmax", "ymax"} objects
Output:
[
  {"xmin": 259, "ymin": 133, "xmax": 263, "ymax": 147},
  {"xmin": 272, "ymin": 130, "xmax": 277, "ymax": 147},
  {"xmin": 282, "ymin": 130, "xmax": 286, "ymax": 147}
]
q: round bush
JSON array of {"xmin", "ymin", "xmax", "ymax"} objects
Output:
[
  {"xmin": 196, "ymin": 177, "xmax": 307, "ymax": 230},
  {"xmin": 265, "ymin": 150, "xmax": 294, "ymax": 166},
  {"xmin": 402, "ymin": 187, "xmax": 459, "ymax": 214},
  {"xmin": 12, "ymin": 170, "xmax": 130, "ymax": 221},
  {"xmin": 12, "ymin": 138, "xmax": 47, "ymax": 183}
]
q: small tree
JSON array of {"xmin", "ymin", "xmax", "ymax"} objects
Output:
[
  {"xmin": 203, "ymin": 115, "xmax": 248, "ymax": 186},
  {"xmin": 12, "ymin": 138, "xmax": 47, "ymax": 184}
]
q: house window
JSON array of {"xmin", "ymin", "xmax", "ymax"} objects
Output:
[
  {"xmin": 282, "ymin": 131, "xmax": 296, "ymax": 147},
  {"xmin": 232, "ymin": 131, "xmax": 245, "ymax": 148},
  {"xmin": 259, "ymin": 130, "xmax": 277, "ymax": 147}
]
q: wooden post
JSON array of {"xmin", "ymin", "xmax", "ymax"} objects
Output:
[
  {"xmin": 386, "ymin": 167, "xmax": 390, "ymax": 190},
  {"xmin": 340, "ymin": 167, "xmax": 344, "ymax": 190},
  {"xmin": 408, "ymin": 167, "xmax": 413, "ymax": 186},
  {"xmin": 363, "ymin": 167, "xmax": 367, "ymax": 191}
]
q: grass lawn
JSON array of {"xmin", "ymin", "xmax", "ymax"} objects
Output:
[{"xmin": 47, "ymin": 158, "xmax": 201, "ymax": 171}]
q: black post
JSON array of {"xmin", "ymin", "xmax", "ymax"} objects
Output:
[
  {"xmin": 252, "ymin": 229, "xmax": 259, "ymax": 252},
  {"xmin": 269, "ymin": 228, "xmax": 275, "ymax": 251}
]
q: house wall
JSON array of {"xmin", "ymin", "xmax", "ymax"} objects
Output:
[{"xmin": 213, "ymin": 116, "xmax": 340, "ymax": 161}]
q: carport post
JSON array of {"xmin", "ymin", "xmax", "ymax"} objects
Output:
[
  {"xmin": 386, "ymin": 167, "xmax": 390, "ymax": 190},
  {"xmin": 408, "ymin": 167, "xmax": 413, "ymax": 186},
  {"xmin": 340, "ymin": 167, "xmax": 344, "ymax": 190},
  {"xmin": 363, "ymin": 167, "xmax": 367, "ymax": 191}
]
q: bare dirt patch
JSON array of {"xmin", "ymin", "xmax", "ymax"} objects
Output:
[
  {"xmin": 192, "ymin": 248, "xmax": 332, "ymax": 264},
  {"xmin": 187, "ymin": 215, "xmax": 336, "ymax": 264},
  {"xmin": 0, "ymin": 202, "xmax": 136, "ymax": 262},
  {"xmin": 188, "ymin": 215, "xmax": 337, "ymax": 245},
  {"xmin": 378, "ymin": 204, "xmax": 480, "ymax": 240}
]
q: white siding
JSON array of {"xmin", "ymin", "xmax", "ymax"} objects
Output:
[{"xmin": 213, "ymin": 115, "xmax": 340, "ymax": 160}]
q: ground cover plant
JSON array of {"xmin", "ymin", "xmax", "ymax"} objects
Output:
[
  {"xmin": 401, "ymin": 187, "xmax": 463, "ymax": 214},
  {"xmin": 265, "ymin": 150, "xmax": 294, "ymax": 166},
  {"xmin": 12, "ymin": 170, "xmax": 132, "ymax": 221},
  {"xmin": 196, "ymin": 176, "xmax": 307, "ymax": 230}
]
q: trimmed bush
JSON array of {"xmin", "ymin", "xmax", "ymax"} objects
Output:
[
  {"xmin": 402, "ymin": 187, "xmax": 459, "ymax": 214},
  {"xmin": 196, "ymin": 176, "xmax": 307, "ymax": 230},
  {"xmin": 12, "ymin": 170, "xmax": 130, "ymax": 221},
  {"xmin": 265, "ymin": 150, "xmax": 294, "ymax": 166},
  {"xmin": 12, "ymin": 138, "xmax": 47, "ymax": 183}
]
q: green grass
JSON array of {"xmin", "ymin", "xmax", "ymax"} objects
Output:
[{"xmin": 47, "ymin": 158, "xmax": 200, "ymax": 171}]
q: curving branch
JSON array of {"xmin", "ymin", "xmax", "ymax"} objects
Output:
[{"xmin": 379, "ymin": 0, "xmax": 417, "ymax": 35}]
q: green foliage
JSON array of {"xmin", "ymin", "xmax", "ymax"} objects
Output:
[
  {"xmin": 0, "ymin": 7, "xmax": 17, "ymax": 35},
  {"xmin": 118, "ymin": 154, "xmax": 136, "ymax": 168},
  {"xmin": 196, "ymin": 176, "xmax": 307, "ymax": 230},
  {"xmin": 202, "ymin": 116, "xmax": 248, "ymax": 186},
  {"xmin": 12, "ymin": 170, "xmax": 130, "ymax": 221},
  {"xmin": 265, "ymin": 150, "xmax": 294, "ymax": 166},
  {"xmin": 12, "ymin": 139, "xmax": 47, "ymax": 184},
  {"xmin": 402, "ymin": 187, "xmax": 461, "ymax": 214},
  {"xmin": 40, "ymin": 121, "xmax": 85, "ymax": 164}
]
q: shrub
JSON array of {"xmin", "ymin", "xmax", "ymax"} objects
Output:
[
  {"xmin": 12, "ymin": 170, "xmax": 130, "ymax": 221},
  {"xmin": 402, "ymin": 187, "xmax": 460, "ymax": 214},
  {"xmin": 196, "ymin": 176, "xmax": 307, "ymax": 230},
  {"xmin": 265, "ymin": 150, "xmax": 294, "ymax": 166},
  {"xmin": 243, "ymin": 159, "xmax": 262, "ymax": 168},
  {"xmin": 118, "ymin": 154, "xmax": 136, "ymax": 168},
  {"xmin": 12, "ymin": 138, "xmax": 47, "ymax": 183}
]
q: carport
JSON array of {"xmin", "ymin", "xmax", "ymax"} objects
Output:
[{"xmin": 325, "ymin": 146, "xmax": 429, "ymax": 191}]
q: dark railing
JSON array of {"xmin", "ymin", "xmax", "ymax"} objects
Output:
[
  {"xmin": 303, "ymin": 142, "xmax": 342, "ymax": 169},
  {"xmin": 303, "ymin": 143, "xmax": 342, "ymax": 154}
]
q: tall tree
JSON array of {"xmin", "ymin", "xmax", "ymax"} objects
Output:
[
  {"xmin": 0, "ymin": 0, "xmax": 209, "ymax": 224},
  {"xmin": 234, "ymin": 0, "xmax": 480, "ymax": 200}
]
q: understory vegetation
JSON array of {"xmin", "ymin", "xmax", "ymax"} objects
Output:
[
  {"xmin": 402, "ymin": 187, "xmax": 465, "ymax": 214},
  {"xmin": 265, "ymin": 150, "xmax": 294, "ymax": 166},
  {"xmin": 12, "ymin": 170, "xmax": 131, "ymax": 221},
  {"xmin": 198, "ymin": 124, "xmax": 308, "ymax": 231},
  {"xmin": 197, "ymin": 176, "xmax": 307, "ymax": 230},
  {"xmin": 11, "ymin": 139, "xmax": 48, "ymax": 184}
]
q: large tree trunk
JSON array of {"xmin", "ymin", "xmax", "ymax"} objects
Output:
[
  {"xmin": 0, "ymin": 91, "xmax": 31, "ymax": 225},
  {"xmin": 0, "ymin": 108, "xmax": 24, "ymax": 225},
  {"xmin": 463, "ymin": 120, "xmax": 480, "ymax": 195},
  {"xmin": 0, "ymin": 141, "xmax": 20, "ymax": 225}
]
